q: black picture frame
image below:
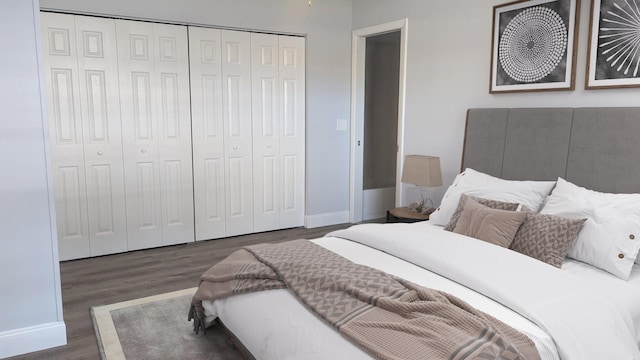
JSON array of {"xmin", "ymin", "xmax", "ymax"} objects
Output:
[
  {"xmin": 490, "ymin": 0, "xmax": 581, "ymax": 93},
  {"xmin": 586, "ymin": 0, "xmax": 640, "ymax": 89}
]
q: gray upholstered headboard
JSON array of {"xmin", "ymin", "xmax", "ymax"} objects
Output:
[{"xmin": 462, "ymin": 108, "xmax": 640, "ymax": 194}]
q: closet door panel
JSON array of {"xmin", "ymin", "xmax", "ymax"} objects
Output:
[
  {"xmin": 53, "ymin": 163, "xmax": 89, "ymax": 260},
  {"xmin": 117, "ymin": 20, "xmax": 193, "ymax": 250},
  {"xmin": 116, "ymin": 20, "xmax": 163, "ymax": 250},
  {"xmin": 251, "ymin": 33, "xmax": 281, "ymax": 232},
  {"xmin": 283, "ymin": 154, "xmax": 298, "ymax": 212},
  {"xmin": 251, "ymin": 34, "xmax": 305, "ymax": 231},
  {"xmin": 189, "ymin": 27, "xmax": 225, "ymax": 241},
  {"xmin": 41, "ymin": 13, "xmax": 90, "ymax": 260},
  {"xmin": 279, "ymin": 35, "xmax": 306, "ymax": 228},
  {"xmin": 74, "ymin": 15, "xmax": 128, "ymax": 256},
  {"xmin": 222, "ymin": 30, "xmax": 253, "ymax": 237},
  {"xmin": 154, "ymin": 23, "xmax": 194, "ymax": 246}
]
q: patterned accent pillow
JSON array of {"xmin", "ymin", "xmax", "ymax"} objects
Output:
[
  {"xmin": 444, "ymin": 193, "xmax": 521, "ymax": 231},
  {"xmin": 510, "ymin": 213, "xmax": 586, "ymax": 268},
  {"xmin": 452, "ymin": 196, "xmax": 529, "ymax": 248}
]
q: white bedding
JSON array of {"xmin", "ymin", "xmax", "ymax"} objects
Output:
[
  {"xmin": 562, "ymin": 258, "xmax": 640, "ymax": 346},
  {"xmin": 203, "ymin": 223, "xmax": 640, "ymax": 360}
]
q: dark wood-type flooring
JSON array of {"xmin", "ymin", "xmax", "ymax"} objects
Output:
[{"xmin": 9, "ymin": 223, "xmax": 358, "ymax": 360}]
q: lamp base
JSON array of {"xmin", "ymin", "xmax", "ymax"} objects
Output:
[
  {"xmin": 407, "ymin": 198, "xmax": 435, "ymax": 216},
  {"xmin": 387, "ymin": 207, "xmax": 430, "ymax": 223}
]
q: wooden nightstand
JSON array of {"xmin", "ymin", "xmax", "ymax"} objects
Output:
[{"xmin": 386, "ymin": 207, "xmax": 430, "ymax": 223}]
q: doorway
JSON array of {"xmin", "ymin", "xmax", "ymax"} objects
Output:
[
  {"xmin": 350, "ymin": 19, "xmax": 408, "ymax": 223},
  {"xmin": 363, "ymin": 31, "xmax": 401, "ymax": 220}
]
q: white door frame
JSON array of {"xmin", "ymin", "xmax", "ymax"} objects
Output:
[{"xmin": 349, "ymin": 19, "xmax": 408, "ymax": 223}]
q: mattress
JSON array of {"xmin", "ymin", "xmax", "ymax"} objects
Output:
[
  {"xmin": 562, "ymin": 258, "xmax": 640, "ymax": 346},
  {"xmin": 203, "ymin": 236, "xmax": 558, "ymax": 359},
  {"xmin": 202, "ymin": 222, "xmax": 640, "ymax": 359}
]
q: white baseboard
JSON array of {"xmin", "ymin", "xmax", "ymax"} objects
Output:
[
  {"xmin": 305, "ymin": 211, "xmax": 350, "ymax": 228},
  {"xmin": 0, "ymin": 321, "xmax": 66, "ymax": 359},
  {"xmin": 363, "ymin": 187, "xmax": 394, "ymax": 221},
  {"xmin": 363, "ymin": 210, "xmax": 387, "ymax": 220}
]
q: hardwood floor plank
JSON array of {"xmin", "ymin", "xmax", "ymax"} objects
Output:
[{"xmin": 7, "ymin": 223, "xmax": 357, "ymax": 360}]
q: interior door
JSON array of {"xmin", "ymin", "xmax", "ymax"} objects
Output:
[
  {"xmin": 251, "ymin": 33, "xmax": 281, "ymax": 232},
  {"xmin": 117, "ymin": 19, "xmax": 163, "ymax": 250},
  {"xmin": 189, "ymin": 26, "xmax": 226, "ymax": 241},
  {"xmin": 74, "ymin": 15, "xmax": 128, "ymax": 257},
  {"xmin": 221, "ymin": 30, "xmax": 253, "ymax": 237},
  {"xmin": 42, "ymin": 13, "xmax": 128, "ymax": 260},
  {"xmin": 41, "ymin": 13, "xmax": 90, "ymax": 260},
  {"xmin": 277, "ymin": 35, "xmax": 306, "ymax": 229},
  {"xmin": 154, "ymin": 23, "xmax": 194, "ymax": 246},
  {"xmin": 251, "ymin": 33, "xmax": 306, "ymax": 232},
  {"xmin": 117, "ymin": 19, "xmax": 194, "ymax": 250},
  {"xmin": 351, "ymin": 20, "xmax": 407, "ymax": 223}
]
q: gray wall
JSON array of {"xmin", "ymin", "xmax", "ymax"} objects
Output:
[
  {"xmin": 39, "ymin": 0, "xmax": 354, "ymax": 224},
  {"xmin": 352, "ymin": 0, "xmax": 640, "ymax": 206},
  {"xmin": 0, "ymin": 0, "xmax": 65, "ymax": 357}
]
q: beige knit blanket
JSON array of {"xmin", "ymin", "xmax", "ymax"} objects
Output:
[{"xmin": 189, "ymin": 239, "xmax": 540, "ymax": 360}]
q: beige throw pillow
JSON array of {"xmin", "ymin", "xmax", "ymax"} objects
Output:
[
  {"xmin": 444, "ymin": 194, "xmax": 522, "ymax": 231},
  {"xmin": 453, "ymin": 197, "xmax": 529, "ymax": 248}
]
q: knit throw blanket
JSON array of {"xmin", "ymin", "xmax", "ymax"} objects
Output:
[{"xmin": 189, "ymin": 239, "xmax": 540, "ymax": 360}]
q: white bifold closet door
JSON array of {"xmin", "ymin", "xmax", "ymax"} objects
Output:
[
  {"xmin": 251, "ymin": 34, "xmax": 306, "ymax": 232},
  {"xmin": 41, "ymin": 13, "xmax": 128, "ymax": 260},
  {"xmin": 43, "ymin": 13, "xmax": 303, "ymax": 257},
  {"xmin": 189, "ymin": 27, "xmax": 226, "ymax": 240},
  {"xmin": 221, "ymin": 30, "xmax": 254, "ymax": 237},
  {"xmin": 190, "ymin": 28, "xmax": 305, "ymax": 241},
  {"xmin": 190, "ymin": 28, "xmax": 254, "ymax": 240},
  {"xmin": 116, "ymin": 20, "xmax": 194, "ymax": 250}
]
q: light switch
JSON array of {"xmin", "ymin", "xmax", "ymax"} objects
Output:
[{"xmin": 336, "ymin": 118, "xmax": 348, "ymax": 131}]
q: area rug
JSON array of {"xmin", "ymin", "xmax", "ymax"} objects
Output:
[{"xmin": 91, "ymin": 288, "xmax": 244, "ymax": 360}]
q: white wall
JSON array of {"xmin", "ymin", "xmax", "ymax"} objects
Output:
[
  {"xmin": 352, "ymin": 0, "xmax": 640, "ymax": 206},
  {"xmin": 0, "ymin": 0, "xmax": 66, "ymax": 357},
  {"xmin": 39, "ymin": 0, "xmax": 354, "ymax": 225}
]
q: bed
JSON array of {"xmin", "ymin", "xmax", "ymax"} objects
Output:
[{"xmin": 191, "ymin": 107, "xmax": 640, "ymax": 360}]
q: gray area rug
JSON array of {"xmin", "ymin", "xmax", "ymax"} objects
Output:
[{"xmin": 91, "ymin": 288, "xmax": 243, "ymax": 360}]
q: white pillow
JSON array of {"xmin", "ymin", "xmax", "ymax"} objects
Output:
[
  {"xmin": 429, "ymin": 168, "xmax": 555, "ymax": 226},
  {"xmin": 540, "ymin": 178, "xmax": 640, "ymax": 279}
]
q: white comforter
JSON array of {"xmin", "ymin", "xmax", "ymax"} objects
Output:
[
  {"xmin": 204, "ymin": 222, "xmax": 640, "ymax": 359},
  {"xmin": 328, "ymin": 222, "xmax": 640, "ymax": 360}
]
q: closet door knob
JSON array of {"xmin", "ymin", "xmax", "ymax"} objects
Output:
[
  {"xmin": 97, "ymin": 151, "xmax": 103, "ymax": 156},
  {"xmin": 266, "ymin": 144, "xmax": 272, "ymax": 149},
  {"xmin": 141, "ymin": 148, "xmax": 147, "ymax": 153},
  {"xmin": 233, "ymin": 145, "xmax": 238, "ymax": 150}
]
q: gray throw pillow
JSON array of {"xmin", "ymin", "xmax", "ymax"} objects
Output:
[{"xmin": 510, "ymin": 213, "xmax": 586, "ymax": 268}]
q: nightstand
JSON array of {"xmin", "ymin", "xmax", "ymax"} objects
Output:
[{"xmin": 386, "ymin": 207, "xmax": 430, "ymax": 223}]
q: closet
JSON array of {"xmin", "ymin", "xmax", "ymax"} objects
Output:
[
  {"xmin": 189, "ymin": 28, "xmax": 254, "ymax": 240},
  {"xmin": 250, "ymin": 33, "xmax": 305, "ymax": 233},
  {"xmin": 190, "ymin": 28, "xmax": 306, "ymax": 241},
  {"xmin": 41, "ymin": 14, "xmax": 129, "ymax": 260},
  {"xmin": 41, "ymin": 13, "xmax": 306, "ymax": 260},
  {"xmin": 115, "ymin": 20, "xmax": 194, "ymax": 251}
]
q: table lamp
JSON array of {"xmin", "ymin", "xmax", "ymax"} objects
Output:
[{"xmin": 401, "ymin": 155, "xmax": 442, "ymax": 214}]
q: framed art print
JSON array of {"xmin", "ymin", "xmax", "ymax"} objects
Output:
[
  {"xmin": 490, "ymin": 0, "xmax": 581, "ymax": 93},
  {"xmin": 586, "ymin": 0, "xmax": 640, "ymax": 89}
]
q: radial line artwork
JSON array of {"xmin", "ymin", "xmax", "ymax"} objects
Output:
[{"xmin": 599, "ymin": 0, "xmax": 640, "ymax": 76}]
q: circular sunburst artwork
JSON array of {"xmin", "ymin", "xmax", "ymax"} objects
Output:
[
  {"xmin": 498, "ymin": 6, "xmax": 568, "ymax": 83},
  {"xmin": 598, "ymin": 0, "xmax": 640, "ymax": 78}
]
